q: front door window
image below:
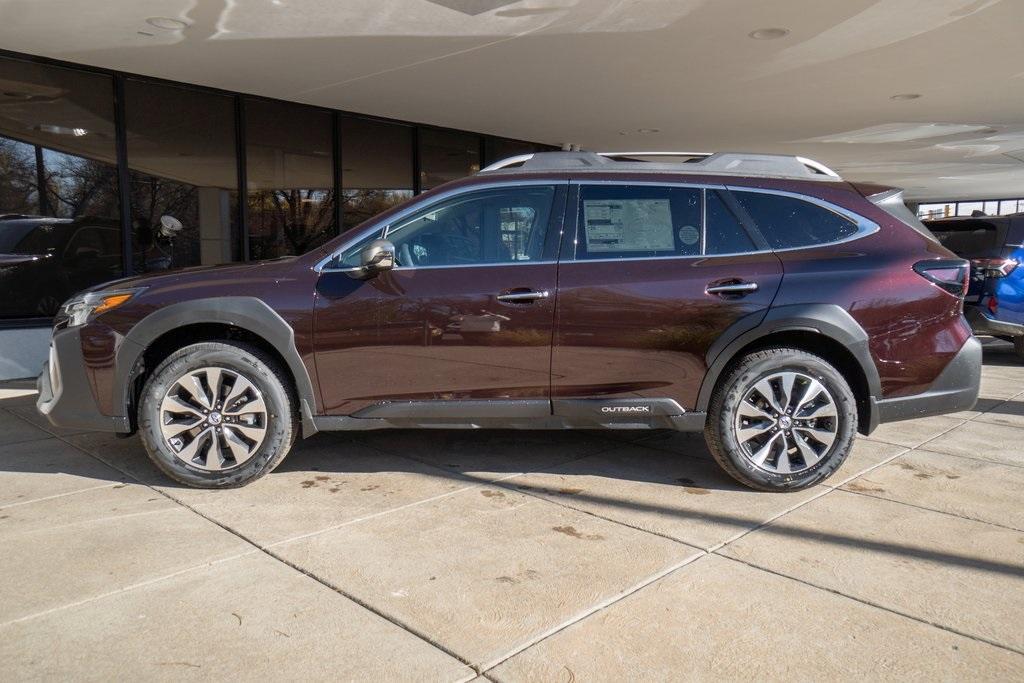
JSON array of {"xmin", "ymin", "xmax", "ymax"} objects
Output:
[{"xmin": 338, "ymin": 186, "xmax": 555, "ymax": 268}]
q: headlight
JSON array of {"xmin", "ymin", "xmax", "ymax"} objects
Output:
[{"xmin": 63, "ymin": 288, "xmax": 145, "ymax": 327}]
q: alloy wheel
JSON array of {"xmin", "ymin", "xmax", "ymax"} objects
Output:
[
  {"xmin": 733, "ymin": 371, "xmax": 838, "ymax": 474},
  {"xmin": 159, "ymin": 366, "xmax": 268, "ymax": 471}
]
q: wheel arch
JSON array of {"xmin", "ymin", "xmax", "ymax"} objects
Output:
[
  {"xmin": 115, "ymin": 297, "xmax": 318, "ymax": 437},
  {"xmin": 696, "ymin": 304, "xmax": 881, "ymax": 435}
]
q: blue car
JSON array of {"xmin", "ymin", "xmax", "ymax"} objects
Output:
[{"xmin": 926, "ymin": 213, "xmax": 1024, "ymax": 359}]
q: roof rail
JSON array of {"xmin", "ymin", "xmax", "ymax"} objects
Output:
[{"xmin": 479, "ymin": 151, "xmax": 842, "ymax": 181}]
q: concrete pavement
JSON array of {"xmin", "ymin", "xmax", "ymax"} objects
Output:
[{"xmin": 1, "ymin": 342, "xmax": 1022, "ymax": 680}]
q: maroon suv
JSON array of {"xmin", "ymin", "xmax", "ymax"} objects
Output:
[{"xmin": 37, "ymin": 152, "xmax": 980, "ymax": 490}]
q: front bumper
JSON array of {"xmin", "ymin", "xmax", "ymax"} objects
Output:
[
  {"xmin": 869, "ymin": 335, "xmax": 982, "ymax": 427},
  {"xmin": 36, "ymin": 327, "xmax": 131, "ymax": 433},
  {"xmin": 966, "ymin": 305, "xmax": 1024, "ymax": 338}
]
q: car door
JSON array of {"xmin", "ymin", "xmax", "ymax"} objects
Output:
[
  {"xmin": 551, "ymin": 182, "xmax": 783, "ymax": 416},
  {"xmin": 313, "ymin": 182, "xmax": 566, "ymax": 415}
]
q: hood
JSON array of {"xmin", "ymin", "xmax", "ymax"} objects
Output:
[{"xmin": 83, "ymin": 256, "xmax": 301, "ymax": 295}]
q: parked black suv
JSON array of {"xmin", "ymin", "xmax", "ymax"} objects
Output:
[
  {"xmin": 38, "ymin": 152, "xmax": 981, "ymax": 491},
  {"xmin": 925, "ymin": 213, "xmax": 1024, "ymax": 359}
]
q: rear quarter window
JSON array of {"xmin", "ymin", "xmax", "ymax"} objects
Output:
[{"xmin": 732, "ymin": 191, "xmax": 859, "ymax": 249}]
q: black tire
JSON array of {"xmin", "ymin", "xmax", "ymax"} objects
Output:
[
  {"xmin": 1015, "ymin": 336, "xmax": 1024, "ymax": 361},
  {"xmin": 138, "ymin": 341, "xmax": 297, "ymax": 488},
  {"xmin": 705, "ymin": 347, "xmax": 857, "ymax": 492}
]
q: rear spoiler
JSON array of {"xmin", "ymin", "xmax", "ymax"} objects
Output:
[{"xmin": 860, "ymin": 186, "xmax": 939, "ymax": 242}]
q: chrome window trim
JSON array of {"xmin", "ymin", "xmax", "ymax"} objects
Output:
[
  {"xmin": 724, "ymin": 185, "xmax": 880, "ymax": 251},
  {"xmin": 315, "ymin": 178, "xmax": 881, "ymax": 272},
  {"xmin": 314, "ymin": 179, "xmax": 563, "ymax": 272},
  {"xmin": 390, "ymin": 260, "xmax": 558, "ymax": 272}
]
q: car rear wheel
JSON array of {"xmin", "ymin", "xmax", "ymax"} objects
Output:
[
  {"xmin": 138, "ymin": 341, "xmax": 296, "ymax": 488},
  {"xmin": 705, "ymin": 347, "xmax": 857, "ymax": 491},
  {"xmin": 1015, "ymin": 336, "xmax": 1024, "ymax": 361}
]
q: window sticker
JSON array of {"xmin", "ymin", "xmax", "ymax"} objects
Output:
[
  {"xmin": 678, "ymin": 225, "xmax": 700, "ymax": 246},
  {"xmin": 583, "ymin": 199, "xmax": 674, "ymax": 252}
]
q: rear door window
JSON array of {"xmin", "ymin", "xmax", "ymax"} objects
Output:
[
  {"xmin": 576, "ymin": 185, "xmax": 702, "ymax": 259},
  {"xmin": 705, "ymin": 190, "xmax": 757, "ymax": 254},
  {"xmin": 732, "ymin": 191, "xmax": 859, "ymax": 249}
]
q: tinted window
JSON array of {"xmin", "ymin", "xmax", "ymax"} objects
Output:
[
  {"xmin": 345, "ymin": 186, "xmax": 554, "ymax": 268},
  {"xmin": 125, "ymin": 80, "xmax": 239, "ymax": 272},
  {"xmin": 576, "ymin": 185, "xmax": 701, "ymax": 260},
  {"xmin": 340, "ymin": 117, "xmax": 414, "ymax": 231},
  {"xmin": 733, "ymin": 191, "xmax": 858, "ymax": 249},
  {"xmin": 0, "ymin": 56, "xmax": 120, "ymax": 318},
  {"xmin": 926, "ymin": 218, "xmax": 1006, "ymax": 258},
  {"xmin": 245, "ymin": 99, "xmax": 335, "ymax": 259},
  {"xmin": 419, "ymin": 129, "xmax": 480, "ymax": 191},
  {"xmin": 706, "ymin": 190, "xmax": 756, "ymax": 254}
]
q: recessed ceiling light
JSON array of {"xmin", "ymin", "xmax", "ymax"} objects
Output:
[
  {"xmin": 748, "ymin": 27, "xmax": 789, "ymax": 40},
  {"xmin": 890, "ymin": 93, "xmax": 922, "ymax": 101},
  {"xmin": 146, "ymin": 16, "xmax": 188, "ymax": 30},
  {"xmin": 34, "ymin": 124, "xmax": 88, "ymax": 136}
]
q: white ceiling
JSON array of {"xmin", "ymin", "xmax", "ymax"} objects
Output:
[{"xmin": 2, "ymin": 0, "xmax": 1023, "ymax": 200}]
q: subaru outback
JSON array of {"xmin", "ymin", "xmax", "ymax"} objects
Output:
[{"xmin": 37, "ymin": 151, "xmax": 981, "ymax": 491}]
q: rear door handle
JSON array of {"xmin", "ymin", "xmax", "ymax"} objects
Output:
[
  {"xmin": 706, "ymin": 281, "xmax": 759, "ymax": 296},
  {"xmin": 496, "ymin": 289, "xmax": 550, "ymax": 303}
]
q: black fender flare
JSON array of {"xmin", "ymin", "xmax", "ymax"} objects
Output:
[
  {"xmin": 114, "ymin": 297, "xmax": 318, "ymax": 434},
  {"xmin": 695, "ymin": 303, "xmax": 881, "ymax": 423}
]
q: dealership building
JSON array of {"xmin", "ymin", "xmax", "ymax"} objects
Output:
[{"xmin": 1, "ymin": 0, "xmax": 1023, "ymax": 379}]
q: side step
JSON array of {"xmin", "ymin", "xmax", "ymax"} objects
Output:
[{"xmin": 305, "ymin": 398, "xmax": 706, "ymax": 434}]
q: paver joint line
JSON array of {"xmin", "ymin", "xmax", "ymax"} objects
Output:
[
  {"xmin": 838, "ymin": 485, "xmax": 1024, "ymax": 533},
  {"xmin": 30, "ymin": 423, "xmax": 482, "ymax": 674},
  {"xmin": 0, "ymin": 549, "xmax": 261, "ymax": 629},
  {"xmin": 714, "ymin": 553, "xmax": 1024, "ymax": 657},
  {"xmin": 3, "ymin": 376, "xmax": 1021, "ymax": 674},
  {"xmin": 0, "ymin": 482, "xmax": 124, "ymax": 511}
]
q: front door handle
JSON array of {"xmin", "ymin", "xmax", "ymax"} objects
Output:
[
  {"xmin": 496, "ymin": 289, "xmax": 550, "ymax": 303},
  {"xmin": 706, "ymin": 281, "xmax": 759, "ymax": 296}
]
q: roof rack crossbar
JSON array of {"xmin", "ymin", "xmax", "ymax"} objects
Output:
[{"xmin": 479, "ymin": 151, "xmax": 842, "ymax": 181}]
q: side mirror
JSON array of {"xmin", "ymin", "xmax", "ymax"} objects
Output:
[
  {"xmin": 329, "ymin": 239, "xmax": 396, "ymax": 280},
  {"xmin": 360, "ymin": 239, "xmax": 396, "ymax": 272}
]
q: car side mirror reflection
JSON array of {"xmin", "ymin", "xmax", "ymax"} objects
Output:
[
  {"xmin": 360, "ymin": 239, "xmax": 396, "ymax": 272},
  {"xmin": 323, "ymin": 239, "xmax": 396, "ymax": 280}
]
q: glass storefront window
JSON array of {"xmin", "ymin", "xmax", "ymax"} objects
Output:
[
  {"xmin": 125, "ymin": 79, "xmax": 239, "ymax": 273},
  {"xmin": 245, "ymin": 99, "xmax": 335, "ymax": 259},
  {"xmin": 0, "ymin": 54, "xmax": 550, "ymax": 321},
  {"xmin": 999, "ymin": 199, "xmax": 1023, "ymax": 215},
  {"xmin": 339, "ymin": 116, "xmax": 414, "ymax": 232},
  {"xmin": 0, "ymin": 56, "xmax": 120, "ymax": 318},
  {"xmin": 419, "ymin": 128, "xmax": 480, "ymax": 192}
]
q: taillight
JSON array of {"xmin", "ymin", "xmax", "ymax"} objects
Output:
[
  {"xmin": 971, "ymin": 257, "xmax": 1018, "ymax": 278},
  {"xmin": 913, "ymin": 259, "xmax": 970, "ymax": 297}
]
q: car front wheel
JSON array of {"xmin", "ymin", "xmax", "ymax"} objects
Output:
[
  {"xmin": 705, "ymin": 347, "xmax": 857, "ymax": 492},
  {"xmin": 138, "ymin": 341, "xmax": 296, "ymax": 488}
]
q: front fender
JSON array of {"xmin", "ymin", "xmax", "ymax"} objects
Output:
[{"xmin": 114, "ymin": 297, "xmax": 318, "ymax": 433}]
